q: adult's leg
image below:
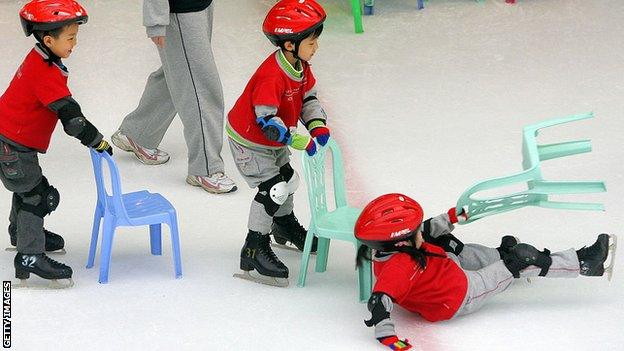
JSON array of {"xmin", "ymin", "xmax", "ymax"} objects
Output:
[
  {"xmin": 162, "ymin": 7, "xmax": 225, "ymax": 176},
  {"xmin": 119, "ymin": 66, "xmax": 177, "ymax": 149}
]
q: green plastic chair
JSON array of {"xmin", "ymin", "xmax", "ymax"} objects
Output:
[
  {"xmin": 456, "ymin": 112, "xmax": 606, "ymax": 224},
  {"xmin": 298, "ymin": 138, "xmax": 372, "ymax": 302},
  {"xmin": 351, "ymin": 0, "xmax": 364, "ymax": 33}
]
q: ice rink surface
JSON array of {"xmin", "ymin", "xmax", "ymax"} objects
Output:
[{"xmin": 0, "ymin": 0, "xmax": 623, "ymax": 349}]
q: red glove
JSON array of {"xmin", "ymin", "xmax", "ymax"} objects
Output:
[
  {"xmin": 379, "ymin": 336, "xmax": 412, "ymax": 350},
  {"xmin": 447, "ymin": 207, "xmax": 468, "ymax": 224},
  {"xmin": 309, "ymin": 125, "xmax": 330, "ymax": 146}
]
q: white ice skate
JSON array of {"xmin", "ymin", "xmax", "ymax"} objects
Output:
[{"xmin": 233, "ymin": 271, "xmax": 289, "ymax": 288}]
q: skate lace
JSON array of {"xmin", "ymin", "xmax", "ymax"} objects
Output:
[
  {"xmin": 42, "ymin": 254, "xmax": 68, "ymax": 269},
  {"xmin": 259, "ymin": 236, "xmax": 285, "ymax": 266}
]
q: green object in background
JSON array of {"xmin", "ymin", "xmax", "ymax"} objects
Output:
[
  {"xmin": 456, "ymin": 112, "xmax": 606, "ymax": 224},
  {"xmin": 298, "ymin": 138, "xmax": 372, "ymax": 303}
]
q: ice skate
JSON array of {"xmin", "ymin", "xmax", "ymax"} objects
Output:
[
  {"xmin": 270, "ymin": 212, "xmax": 317, "ymax": 254},
  {"xmin": 233, "ymin": 230, "xmax": 289, "ymax": 287},
  {"xmin": 111, "ymin": 129, "xmax": 170, "ymax": 165},
  {"xmin": 6, "ymin": 224, "xmax": 66, "ymax": 255},
  {"xmin": 13, "ymin": 253, "xmax": 74, "ymax": 289},
  {"xmin": 576, "ymin": 233, "xmax": 617, "ymax": 281}
]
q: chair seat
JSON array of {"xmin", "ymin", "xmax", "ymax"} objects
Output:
[
  {"xmin": 122, "ymin": 191, "xmax": 175, "ymax": 218},
  {"xmin": 315, "ymin": 207, "xmax": 362, "ymax": 241}
]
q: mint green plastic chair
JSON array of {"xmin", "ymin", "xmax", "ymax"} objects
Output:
[
  {"xmin": 298, "ymin": 139, "xmax": 372, "ymax": 302},
  {"xmin": 456, "ymin": 112, "xmax": 606, "ymax": 224}
]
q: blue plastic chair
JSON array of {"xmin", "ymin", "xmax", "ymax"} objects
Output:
[
  {"xmin": 456, "ymin": 112, "xmax": 606, "ymax": 224},
  {"xmin": 86, "ymin": 149, "xmax": 182, "ymax": 283},
  {"xmin": 297, "ymin": 139, "xmax": 372, "ymax": 303}
]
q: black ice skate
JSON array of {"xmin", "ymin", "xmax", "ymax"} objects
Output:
[
  {"xmin": 14, "ymin": 252, "xmax": 74, "ymax": 289},
  {"xmin": 233, "ymin": 230, "xmax": 289, "ymax": 287},
  {"xmin": 270, "ymin": 212, "xmax": 317, "ymax": 254},
  {"xmin": 7, "ymin": 224, "xmax": 66, "ymax": 254},
  {"xmin": 576, "ymin": 233, "xmax": 617, "ymax": 281}
]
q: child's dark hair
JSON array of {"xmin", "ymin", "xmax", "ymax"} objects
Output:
[
  {"xmin": 356, "ymin": 239, "xmax": 445, "ymax": 271},
  {"xmin": 33, "ymin": 27, "xmax": 65, "ymax": 42},
  {"xmin": 278, "ymin": 24, "xmax": 323, "ymax": 50}
]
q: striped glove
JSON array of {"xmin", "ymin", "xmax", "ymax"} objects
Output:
[
  {"xmin": 379, "ymin": 336, "xmax": 412, "ymax": 350},
  {"xmin": 290, "ymin": 133, "xmax": 317, "ymax": 156},
  {"xmin": 94, "ymin": 140, "xmax": 113, "ymax": 155}
]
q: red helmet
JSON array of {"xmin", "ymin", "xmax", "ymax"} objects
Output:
[
  {"xmin": 262, "ymin": 0, "xmax": 326, "ymax": 47},
  {"xmin": 20, "ymin": 0, "xmax": 88, "ymax": 37},
  {"xmin": 354, "ymin": 193, "xmax": 424, "ymax": 250}
]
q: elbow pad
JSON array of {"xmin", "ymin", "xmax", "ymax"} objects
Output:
[
  {"xmin": 364, "ymin": 292, "xmax": 393, "ymax": 327},
  {"xmin": 256, "ymin": 115, "xmax": 291, "ymax": 144},
  {"xmin": 52, "ymin": 98, "xmax": 102, "ymax": 147}
]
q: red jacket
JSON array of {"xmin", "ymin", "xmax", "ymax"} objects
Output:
[
  {"xmin": 373, "ymin": 243, "xmax": 468, "ymax": 322},
  {"xmin": 227, "ymin": 50, "xmax": 316, "ymax": 147},
  {"xmin": 0, "ymin": 46, "xmax": 71, "ymax": 152}
]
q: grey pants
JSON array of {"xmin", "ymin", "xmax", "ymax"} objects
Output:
[
  {"xmin": 119, "ymin": 6, "xmax": 225, "ymax": 176},
  {"xmin": 451, "ymin": 244, "xmax": 580, "ymax": 317},
  {"xmin": 228, "ymin": 139, "xmax": 294, "ymax": 234},
  {"xmin": 0, "ymin": 139, "xmax": 46, "ymax": 253}
]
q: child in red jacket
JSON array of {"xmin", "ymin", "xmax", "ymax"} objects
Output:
[
  {"xmin": 0, "ymin": 0, "xmax": 112, "ymax": 288},
  {"xmin": 355, "ymin": 193, "xmax": 616, "ymax": 350},
  {"xmin": 228, "ymin": 0, "xmax": 330, "ymax": 287}
]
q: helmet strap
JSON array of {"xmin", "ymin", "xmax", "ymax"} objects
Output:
[{"xmin": 34, "ymin": 35, "xmax": 61, "ymax": 66}]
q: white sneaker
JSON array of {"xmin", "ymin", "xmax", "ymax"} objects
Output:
[
  {"xmin": 111, "ymin": 130, "xmax": 170, "ymax": 165},
  {"xmin": 186, "ymin": 173, "xmax": 238, "ymax": 194}
]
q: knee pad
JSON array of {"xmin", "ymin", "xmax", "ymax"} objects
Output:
[
  {"xmin": 18, "ymin": 177, "xmax": 60, "ymax": 218},
  {"xmin": 279, "ymin": 163, "xmax": 299, "ymax": 195},
  {"xmin": 503, "ymin": 243, "xmax": 552, "ymax": 278},
  {"xmin": 255, "ymin": 174, "xmax": 288, "ymax": 216}
]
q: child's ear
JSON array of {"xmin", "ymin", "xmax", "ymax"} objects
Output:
[
  {"xmin": 43, "ymin": 35, "xmax": 54, "ymax": 48},
  {"xmin": 283, "ymin": 40, "xmax": 295, "ymax": 51}
]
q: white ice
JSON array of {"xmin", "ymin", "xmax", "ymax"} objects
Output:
[{"xmin": 1, "ymin": 0, "xmax": 623, "ymax": 350}]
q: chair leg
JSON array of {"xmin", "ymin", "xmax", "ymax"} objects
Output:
[
  {"xmin": 150, "ymin": 224, "xmax": 162, "ymax": 256},
  {"xmin": 86, "ymin": 206, "xmax": 103, "ymax": 269},
  {"xmin": 315, "ymin": 237, "xmax": 331, "ymax": 273},
  {"xmin": 168, "ymin": 216, "xmax": 182, "ymax": 279},
  {"xmin": 98, "ymin": 215, "xmax": 116, "ymax": 284},
  {"xmin": 297, "ymin": 227, "xmax": 316, "ymax": 287},
  {"xmin": 351, "ymin": 0, "xmax": 364, "ymax": 33}
]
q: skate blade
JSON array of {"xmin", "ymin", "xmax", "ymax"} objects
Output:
[
  {"xmin": 5, "ymin": 247, "xmax": 66, "ymax": 255},
  {"xmin": 605, "ymin": 234, "xmax": 617, "ymax": 282},
  {"xmin": 271, "ymin": 242, "xmax": 317, "ymax": 255},
  {"xmin": 233, "ymin": 271, "xmax": 289, "ymax": 288},
  {"xmin": 13, "ymin": 278, "xmax": 74, "ymax": 290}
]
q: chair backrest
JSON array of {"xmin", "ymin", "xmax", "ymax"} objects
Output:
[
  {"xmin": 301, "ymin": 139, "xmax": 348, "ymax": 223},
  {"xmin": 89, "ymin": 149, "xmax": 130, "ymax": 222},
  {"xmin": 456, "ymin": 112, "xmax": 605, "ymax": 223}
]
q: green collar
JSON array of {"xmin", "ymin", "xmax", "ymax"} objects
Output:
[{"xmin": 277, "ymin": 49, "xmax": 303, "ymax": 79}]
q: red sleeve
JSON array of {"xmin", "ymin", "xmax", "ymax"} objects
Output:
[
  {"xmin": 31, "ymin": 66, "xmax": 71, "ymax": 107},
  {"xmin": 251, "ymin": 77, "xmax": 284, "ymax": 108},
  {"xmin": 373, "ymin": 258, "xmax": 412, "ymax": 301}
]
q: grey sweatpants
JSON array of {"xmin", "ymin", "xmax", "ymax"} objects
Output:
[
  {"xmin": 451, "ymin": 244, "xmax": 580, "ymax": 317},
  {"xmin": 0, "ymin": 139, "xmax": 46, "ymax": 254},
  {"xmin": 228, "ymin": 139, "xmax": 294, "ymax": 234},
  {"xmin": 119, "ymin": 6, "xmax": 225, "ymax": 176}
]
